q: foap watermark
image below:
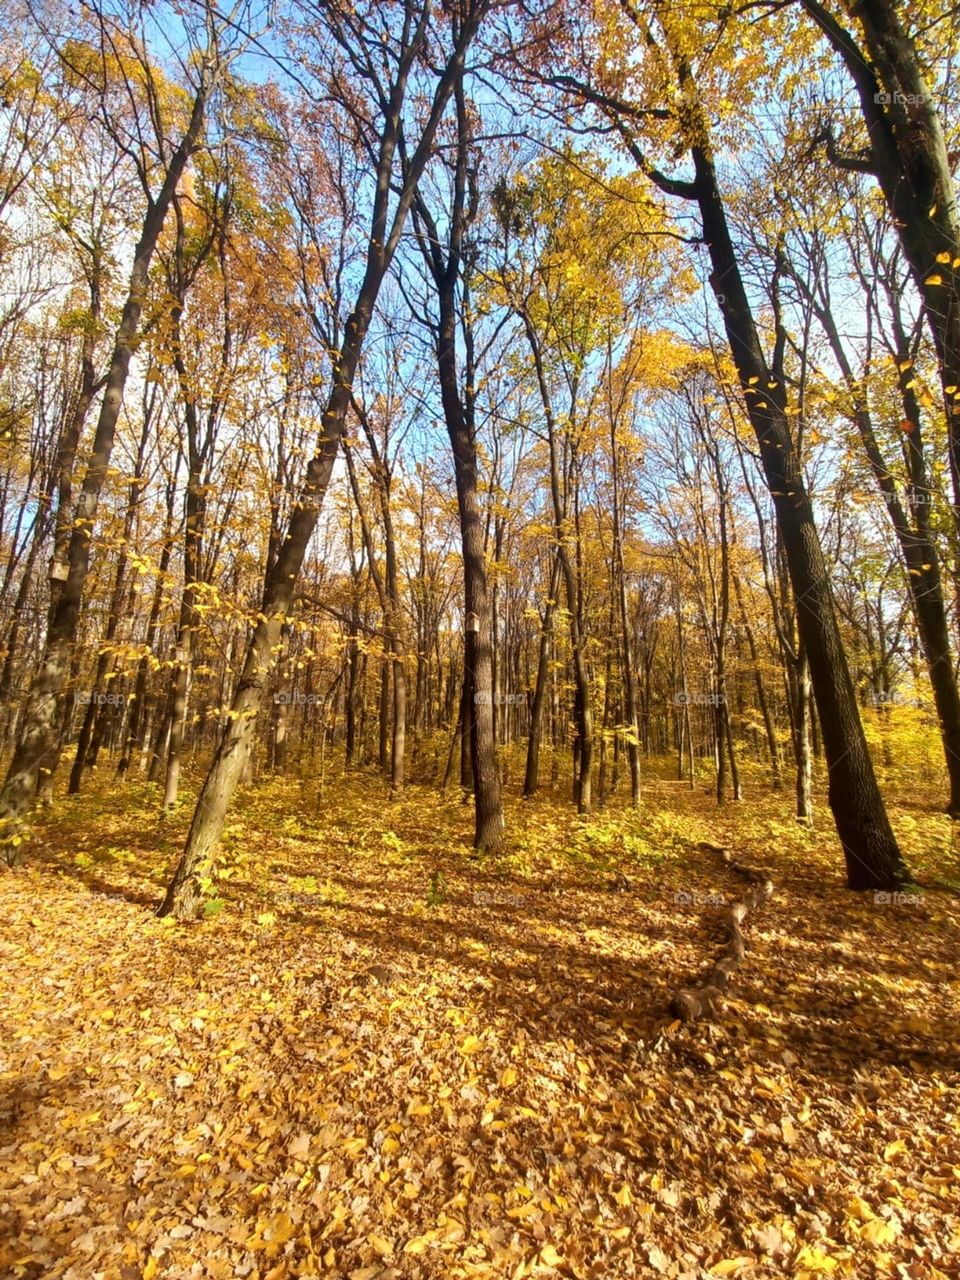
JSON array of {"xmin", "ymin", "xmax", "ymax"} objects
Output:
[
  {"xmin": 74, "ymin": 690, "xmax": 125, "ymax": 707},
  {"xmin": 474, "ymin": 691, "xmax": 527, "ymax": 706},
  {"xmin": 864, "ymin": 690, "xmax": 924, "ymax": 709},
  {"xmin": 474, "ymin": 890, "xmax": 528, "ymax": 908},
  {"xmin": 674, "ymin": 691, "xmax": 725, "ymax": 707},
  {"xmin": 883, "ymin": 488, "xmax": 935, "ymax": 510},
  {"xmin": 674, "ymin": 889, "xmax": 725, "ymax": 908},
  {"xmin": 274, "ymin": 690, "xmax": 320, "ymax": 706},
  {"xmin": 875, "ymin": 90, "xmax": 931, "ymax": 107},
  {"xmin": 874, "ymin": 890, "xmax": 923, "ymax": 906}
]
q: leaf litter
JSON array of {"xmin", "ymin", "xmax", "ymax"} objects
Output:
[{"xmin": 0, "ymin": 767, "xmax": 958, "ymax": 1279}]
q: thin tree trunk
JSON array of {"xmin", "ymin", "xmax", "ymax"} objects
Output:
[
  {"xmin": 0, "ymin": 81, "xmax": 210, "ymax": 861},
  {"xmin": 523, "ymin": 551, "xmax": 560, "ymax": 798},
  {"xmin": 158, "ymin": 10, "xmax": 485, "ymax": 915},
  {"xmin": 795, "ymin": 641, "xmax": 814, "ymax": 826}
]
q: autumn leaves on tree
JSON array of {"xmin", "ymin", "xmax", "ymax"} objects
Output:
[{"xmin": 6, "ymin": 0, "xmax": 960, "ymax": 911}]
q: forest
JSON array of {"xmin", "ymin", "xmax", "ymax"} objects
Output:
[{"xmin": 0, "ymin": 0, "xmax": 959, "ymax": 1276}]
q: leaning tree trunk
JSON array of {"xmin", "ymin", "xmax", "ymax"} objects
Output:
[
  {"xmin": 688, "ymin": 137, "xmax": 906, "ymax": 888},
  {"xmin": 157, "ymin": 0, "xmax": 488, "ymax": 918},
  {"xmin": 157, "ymin": 287, "xmax": 376, "ymax": 916},
  {"xmin": 0, "ymin": 86, "xmax": 209, "ymax": 863}
]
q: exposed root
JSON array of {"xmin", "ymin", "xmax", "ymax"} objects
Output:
[{"xmin": 670, "ymin": 841, "xmax": 773, "ymax": 1023}]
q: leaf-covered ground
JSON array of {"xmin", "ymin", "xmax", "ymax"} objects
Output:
[{"xmin": 1, "ymin": 759, "xmax": 959, "ymax": 1279}]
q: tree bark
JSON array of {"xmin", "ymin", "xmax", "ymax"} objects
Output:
[
  {"xmin": 158, "ymin": 3, "xmax": 486, "ymax": 914},
  {"xmin": 0, "ymin": 81, "xmax": 210, "ymax": 862},
  {"xmin": 524, "ymin": 552, "xmax": 560, "ymax": 797},
  {"xmin": 654, "ymin": 101, "xmax": 906, "ymax": 885}
]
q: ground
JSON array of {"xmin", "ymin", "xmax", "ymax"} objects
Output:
[{"xmin": 1, "ymin": 752, "xmax": 958, "ymax": 1280}]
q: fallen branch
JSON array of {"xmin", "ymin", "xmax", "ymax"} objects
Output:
[{"xmin": 670, "ymin": 841, "xmax": 774, "ymax": 1023}]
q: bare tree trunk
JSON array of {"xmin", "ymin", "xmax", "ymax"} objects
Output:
[
  {"xmin": 379, "ymin": 659, "xmax": 391, "ymax": 775},
  {"xmin": 412, "ymin": 66, "xmax": 502, "ymax": 849},
  {"xmin": 611, "ymin": 408, "xmax": 640, "ymax": 805},
  {"xmin": 734, "ymin": 572, "xmax": 782, "ymax": 789}
]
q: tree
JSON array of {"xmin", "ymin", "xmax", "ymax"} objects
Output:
[
  {"xmin": 540, "ymin": 0, "xmax": 907, "ymax": 887},
  {"xmin": 409, "ymin": 49, "xmax": 504, "ymax": 851},
  {"xmin": 158, "ymin": 0, "xmax": 493, "ymax": 918},
  {"xmin": 0, "ymin": 0, "xmax": 230, "ymax": 863}
]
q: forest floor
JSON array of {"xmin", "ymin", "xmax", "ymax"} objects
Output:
[{"xmin": 1, "ymin": 754, "xmax": 959, "ymax": 1280}]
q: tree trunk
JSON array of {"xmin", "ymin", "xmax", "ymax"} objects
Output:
[
  {"xmin": 611, "ymin": 414, "xmax": 640, "ymax": 806},
  {"xmin": 734, "ymin": 572, "xmax": 782, "ymax": 789},
  {"xmin": 157, "ymin": 7, "xmax": 485, "ymax": 914},
  {"xmin": 795, "ymin": 641, "xmax": 814, "ymax": 827},
  {"xmin": 687, "ymin": 136, "xmax": 906, "ymax": 888},
  {"xmin": 0, "ymin": 83, "xmax": 209, "ymax": 862},
  {"xmin": 523, "ymin": 556, "xmax": 559, "ymax": 797}
]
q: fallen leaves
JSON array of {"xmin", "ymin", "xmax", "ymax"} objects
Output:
[{"xmin": 0, "ymin": 770, "xmax": 958, "ymax": 1280}]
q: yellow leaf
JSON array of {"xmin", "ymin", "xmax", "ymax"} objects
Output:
[
  {"xmin": 144, "ymin": 1258, "xmax": 159, "ymax": 1280},
  {"xmin": 860, "ymin": 1218, "xmax": 899, "ymax": 1245},
  {"xmin": 925, "ymin": 273, "xmax": 944, "ymax": 286},
  {"xmin": 847, "ymin": 1195, "xmax": 875, "ymax": 1222},
  {"xmin": 794, "ymin": 1244, "xmax": 839, "ymax": 1273},
  {"xmin": 709, "ymin": 1259, "xmax": 754, "ymax": 1277},
  {"xmin": 460, "ymin": 1035, "xmax": 483, "ymax": 1055},
  {"xmin": 403, "ymin": 1232, "xmax": 437, "ymax": 1255},
  {"xmin": 506, "ymin": 1201, "xmax": 539, "ymax": 1219},
  {"xmin": 884, "ymin": 1139, "xmax": 907, "ymax": 1161},
  {"xmin": 500, "ymin": 1066, "xmax": 518, "ymax": 1088},
  {"xmin": 540, "ymin": 1244, "xmax": 565, "ymax": 1267},
  {"xmin": 264, "ymin": 1213, "xmax": 296, "ymax": 1244},
  {"xmin": 367, "ymin": 1233, "xmax": 394, "ymax": 1257}
]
